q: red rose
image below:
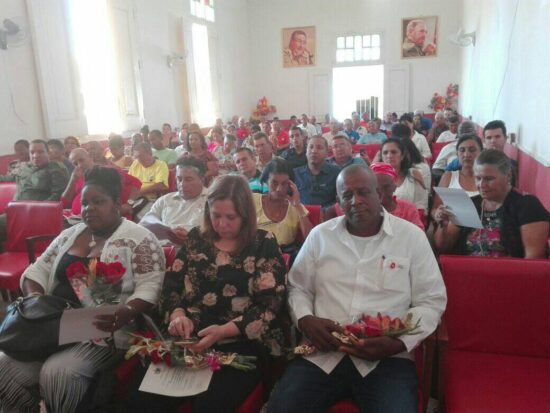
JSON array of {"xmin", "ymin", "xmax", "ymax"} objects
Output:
[
  {"xmin": 66, "ymin": 261, "xmax": 88, "ymax": 280},
  {"xmin": 150, "ymin": 350, "xmax": 162, "ymax": 364},
  {"xmin": 97, "ymin": 261, "xmax": 126, "ymax": 284}
]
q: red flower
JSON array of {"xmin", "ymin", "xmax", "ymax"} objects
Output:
[
  {"xmin": 150, "ymin": 350, "xmax": 162, "ymax": 364},
  {"xmin": 207, "ymin": 354, "xmax": 221, "ymax": 371},
  {"xmin": 163, "ymin": 353, "xmax": 172, "ymax": 367},
  {"xmin": 96, "ymin": 262, "xmax": 126, "ymax": 284},
  {"xmin": 345, "ymin": 323, "xmax": 365, "ymax": 337},
  {"xmin": 66, "ymin": 261, "xmax": 88, "ymax": 280}
]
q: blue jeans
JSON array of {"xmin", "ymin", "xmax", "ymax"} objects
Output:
[{"xmin": 268, "ymin": 356, "xmax": 418, "ymax": 413}]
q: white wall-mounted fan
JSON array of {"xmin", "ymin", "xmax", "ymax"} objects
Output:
[
  {"xmin": 0, "ymin": 17, "xmax": 29, "ymax": 50},
  {"xmin": 448, "ymin": 28, "xmax": 476, "ymax": 47}
]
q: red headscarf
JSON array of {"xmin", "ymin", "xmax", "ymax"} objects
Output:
[{"xmin": 370, "ymin": 162, "xmax": 398, "ymax": 181}]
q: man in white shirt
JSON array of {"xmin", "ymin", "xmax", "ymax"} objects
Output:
[
  {"xmin": 436, "ymin": 115, "xmax": 459, "ymax": 143},
  {"xmin": 140, "ymin": 157, "xmax": 207, "ymax": 245},
  {"xmin": 299, "ymin": 113, "xmax": 319, "ymax": 138},
  {"xmin": 268, "ymin": 164, "xmax": 446, "ymax": 413}
]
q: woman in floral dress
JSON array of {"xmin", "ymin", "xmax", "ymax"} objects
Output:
[{"xmin": 126, "ymin": 174, "xmax": 286, "ymax": 412}]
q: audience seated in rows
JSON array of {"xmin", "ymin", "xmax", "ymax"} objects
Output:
[
  {"xmin": 271, "ymin": 120, "xmax": 290, "ymax": 154},
  {"xmin": 427, "ymin": 111, "xmax": 449, "ymax": 143},
  {"xmin": 298, "ymin": 113, "xmax": 318, "ymax": 138},
  {"xmin": 6, "ymin": 139, "xmax": 30, "ymax": 176},
  {"xmin": 0, "ymin": 139, "xmax": 69, "ymax": 241},
  {"xmin": 281, "ymin": 127, "xmax": 308, "ymax": 170},
  {"xmin": 180, "ymin": 131, "xmax": 218, "ymax": 184},
  {"xmin": 322, "ymin": 119, "xmax": 344, "ymax": 147},
  {"xmin": 256, "ymin": 158, "xmax": 312, "ymax": 248},
  {"xmin": 351, "ymin": 113, "xmax": 367, "ymax": 137},
  {"xmin": 233, "ymin": 147, "xmax": 268, "ymax": 194},
  {"xmin": 63, "ymin": 148, "xmax": 140, "ymax": 219},
  {"xmin": 327, "ymin": 135, "xmax": 367, "ymax": 169},
  {"xmin": 268, "ymin": 165, "xmax": 446, "ymax": 413},
  {"xmin": 343, "ymin": 118, "xmax": 361, "ymax": 143},
  {"xmin": 414, "ymin": 109, "xmax": 432, "ymax": 135},
  {"xmin": 253, "ymin": 132, "xmax": 282, "ymax": 172},
  {"xmin": 357, "ymin": 119, "xmax": 387, "ymax": 144},
  {"xmin": 434, "ymin": 149, "xmax": 550, "ymax": 258},
  {"xmin": 379, "ymin": 112, "xmax": 395, "ymax": 132},
  {"xmin": 125, "ymin": 175, "xmax": 286, "ymax": 412},
  {"xmin": 391, "ymin": 124, "xmax": 432, "ymax": 191},
  {"xmin": 63, "ymin": 135, "xmax": 80, "ymax": 157},
  {"xmin": 0, "ymin": 167, "xmax": 165, "ymax": 412},
  {"xmin": 380, "ymin": 138, "xmax": 428, "ymax": 212},
  {"xmin": 140, "ymin": 157, "xmax": 207, "ymax": 245},
  {"xmin": 432, "ymin": 120, "xmax": 477, "ymax": 173},
  {"xmin": 107, "ymin": 134, "xmax": 134, "ymax": 169},
  {"xmin": 128, "ymin": 142, "xmax": 169, "ymax": 218},
  {"xmin": 294, "ymin": 136, "xmax": 340, "ymax": 208},
  {"xmin": 436, "ymin": 115, "xmax": 459, "ymax": 143},
  {"xmin": 149, "ymin": 129, "xmax": 178, "ymax": 168},
  {"xmin": 400, "ymin": 113, "xmax": 432, "ymax": 159},
  {"xmin": 433, "ymin": 134, "xmax": 482, "ymax": 209},
  {"xmin": 46, "ymin": 138, "xmax": 74, "ymax": 174}
]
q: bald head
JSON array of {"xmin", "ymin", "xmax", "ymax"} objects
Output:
[
  {"xmin": 69, "ymin": 147, "xmax": 94, "ymax": 172},
  {"xmin": 336, "ymin": 164, "xmax": 376, "ymax": 197},
  {"xmin": 336, "ymin": 164, "xmax": 382, "ymax": 234}
]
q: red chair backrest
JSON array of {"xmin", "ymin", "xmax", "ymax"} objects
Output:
[
  {"xmin": 168, "ymin": 168, "xmax": 177, "ymax": 192},
  {"xmin": 440, "ymin": 255, "xmax": 550, "ymax": 358},
  {"xmin": 5, "ymin": 201, "xmax": 64, "ymax": 252},
  {"xmin": 0, "ymin": 182, "xmax": 17, "ymax": 214},
  {"xmin": 0, "ymin": 155, "xmax": 17, "ymax": 175},
  {"xmin": 304, "ymin": 205, "xmax": 321, "ymax": 227},
  {"xmin": 352, "ymin": 144, "xmax": 381, "ymax": 161}
]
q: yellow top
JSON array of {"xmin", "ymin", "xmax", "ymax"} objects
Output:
[
  {"xmin": 253, "ymin": 193, "xmax": 308, "ymax": 246},
  {"xmin": 128, "ymin": 159, "xmax": 169, "ymax": 199}
]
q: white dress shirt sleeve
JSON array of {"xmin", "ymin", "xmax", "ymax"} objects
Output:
[
  {"xmin": 398, "ymin": 230, "xmax": 447, "ymax": 352},
  {"xmin": 288, "ymin": 230, "xmax": 318, "ymax": 325}
]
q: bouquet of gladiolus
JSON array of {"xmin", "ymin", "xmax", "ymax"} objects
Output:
[
  {"xmin": 66, "ymin": 258, "xmax": 125, "ymax": 306},
  {"xmin": 294, "ymin": 313, "xmax": 422, "ymax": 355},
  {"xmin": 125, "ymin": 332, "xmax": 257, "ymax": 371}
]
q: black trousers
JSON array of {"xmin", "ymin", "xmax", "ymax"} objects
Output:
[{"xmin": 121, "ymin": 341, "xmax": 263, "ymax": 413}]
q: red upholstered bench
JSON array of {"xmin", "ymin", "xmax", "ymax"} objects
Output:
[
  {"xmin": 439, "ymin": 255, "xmax": 550, "ymax": 412},
  {"xmin": 0, "ymin": 201, "xmax": 63, "ymax": 300},
  {"xmin": 0, "ymin": 182, "xmax": 16, "ymax": 214}
]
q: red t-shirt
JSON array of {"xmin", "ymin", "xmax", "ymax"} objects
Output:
[
  {"xmin": 237, "ymin": 128, "xmax": 249, "ymax": 141},
  {"xmin": 62, "ymin": 168, "xmax": 141, "ymax": 215},
  {"xmin": 276, "ymin": 130, "xmax": 289, "ymax": 147}
]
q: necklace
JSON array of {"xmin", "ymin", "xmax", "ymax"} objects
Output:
[{"xmin": 89, "ymin": 234, "xmax": 97, "ymax": 248}]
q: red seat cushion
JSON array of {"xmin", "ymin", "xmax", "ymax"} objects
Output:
[
  {"xmin": 0, "ymin": 182, "xmax": 16, "ymax": 214},
  {"xmin": 445, "ymin": 350, "xmax": 550, "ymax": 413},
  {"xmin": 328, "ymin": 399, "xmax": 360, "ymax": 413},
  {"xmin": 0, "ymin": 252, "xmax": 28, "ymax": 290}
]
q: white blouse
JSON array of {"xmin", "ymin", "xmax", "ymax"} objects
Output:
[{"xmin": 394, "ymin": 171, "xmax": 429, "ymax": 212}]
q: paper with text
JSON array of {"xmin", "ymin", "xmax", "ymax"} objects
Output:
[
  {"xmin": 139, "ymin": 363, "xmax": 213, "ymax": 397},
  {"xmin": 434, "ymin": 187, "xmax": 483, "ymax": 229},
  {"xmin": 59, "ymin": 305, "xmax": 119, "ymax": 345}
]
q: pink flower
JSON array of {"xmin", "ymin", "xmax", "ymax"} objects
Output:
[{"xmin": 206, "ymin": 354, "xmax": 221, "ymax": 371}]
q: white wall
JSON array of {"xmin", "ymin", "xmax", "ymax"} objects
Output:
[
  {"xmin": 246, "ymin": 0, "xmax": 462, "ymax": 119},
  {"xmin": 460, "ymin": 0, "xmax": 550, "ymax": 165},
  {"xmin": 0, "ymin": 0, "xmax": 45, "ymax": 154}
]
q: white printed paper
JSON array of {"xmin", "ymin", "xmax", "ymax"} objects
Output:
[
  {"xmin": 59, "ymin": 305, "xmax": 120, "ymax": 345},
  {"xmin": 434, "ymin": 187, "xmax": 483, "ymax": 229},
  {"xmin": 139, "ymin": 363, "xmax": 213, "ymax": 397}
]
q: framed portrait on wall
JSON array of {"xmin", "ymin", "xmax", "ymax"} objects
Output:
[
  {"xmin": 282, "ymin": 26, "xmax": 316, "ymax": 68},
  {"xmin": 401, "ymin": 16, "xmax": 438, "ymax": 59}
]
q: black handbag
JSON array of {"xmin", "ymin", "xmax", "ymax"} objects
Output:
[{"xmin": 0, "ymin": 295, "xmax": 80, "ymax": 361}]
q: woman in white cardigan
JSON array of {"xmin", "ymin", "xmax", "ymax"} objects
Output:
[{"xmin": 0, "ymin": 167, "xmax": 165, "ymax": 413}]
